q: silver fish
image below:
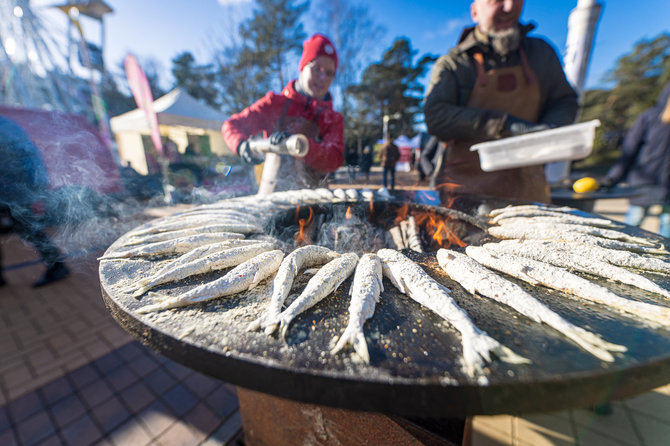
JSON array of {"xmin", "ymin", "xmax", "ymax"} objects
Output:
[
  {"xmin": 345, "ymin": 188, "xmax": 359, "ymax": 201},
  {"xmin": 493, "ymin": 215, "xmax": 622, "ymax": 228},
  {"xmin": 314, "ymin": 188, "xmax": 335, "ymax": 201},
  {"xmin": 488, "ymin": 225, "xmax": 667, "ymax": 255},
  {"xmin": 490, "ymin": 239, "xmax": 670, "ymax": 274},
  {"xmin": 122, "ymin": 225, "xmax": 253, "ymax": 246},
  {"xmin": 446, "ymin": 248, "xmax": 626, "ymax": 362},
  {"xmin": 248, "ymin": 245, "xmax": 340, "ymax": 333},
  {"xmin": 130, "ymin": 241, "xmax": 275, "ymax": 298},
  {"xmin": 331, "ymin": 253, "xmax": 384, "ymax": 363},
  {"xmin": 100, "ymin": 233, "xmax": 244, "ymax": 260},
  {"xmin": 456, "ymin": 247, "xmax": 670, "ymax": 327},
  {"xmin": 488, "ymin": 204, "xmax": 578, "ymax": 218},
  {"xmin": 272, "ymin": 252, "xmax": 359, "ymax": 339},
  {"xmin": 127, "ymin": 218, "xmax": 260, "ymax": 238},
  {"xmin": 137, "ymin": 250, "xmax": 285, "ymax": 313},
  {"xmin": 482, "ymin": 241, "xmax": 670, "ymax": 298},
  {"xmin": 377, "ymin": 249, "xmax": 529, "ymax": 384},
  {"xmin": 332, "ymin": 188, "xmax": 347, "ymax": 202},
  {"xmin": 494, "ymin": 220, "xmax": 655, "ymax": 246}
]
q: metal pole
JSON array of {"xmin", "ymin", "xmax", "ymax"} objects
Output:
[{"xmin": 546, "ymin": 0, "xmax": 603, "ymax": 184}]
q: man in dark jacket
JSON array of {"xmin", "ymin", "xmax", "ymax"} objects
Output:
[
  {"xmin": 603, "ymin": 82, "xmax": 670, "ymax": 238},
  {"xmin": 0, "ymin": 116, "xmax": 70, "ymax": 287},
  {"xmin": 424, "ymin": 0, "xmax": 577, "ymax": 203},
  {"xmin": 379, "ymin": 137, "xmax": 400, "ymax": 191}
]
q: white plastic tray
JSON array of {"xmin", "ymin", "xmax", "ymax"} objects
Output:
[{"xmin": 470, "ymin": 119, "xmax": 600, "ymax": 172}]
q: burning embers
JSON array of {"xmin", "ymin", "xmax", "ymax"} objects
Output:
[{"xmin": 274, "ymin": 200, "xmax": 480, "ymax": 254}]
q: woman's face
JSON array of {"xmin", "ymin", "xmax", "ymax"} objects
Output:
[{"xmin": 300, "ymin": 55, "xmax": 336, "ymax": 99}]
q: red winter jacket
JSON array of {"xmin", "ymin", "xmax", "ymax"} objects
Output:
[{"xmin": 222, "ymin": 81, "xmax": 344, "ymax": 173}]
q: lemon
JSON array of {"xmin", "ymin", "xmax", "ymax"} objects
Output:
[{"xmin": 572, "ymin": 177, "xmax": 600, "ymax": 193}]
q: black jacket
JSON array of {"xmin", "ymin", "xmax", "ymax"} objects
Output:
[{"xmin": 606, "ymin": 83, "xmax": 670, "ymax": 206}]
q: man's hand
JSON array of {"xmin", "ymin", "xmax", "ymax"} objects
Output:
[
  {"xmin": 238, "ymin": 140, "xmax": 264, "ymax": 165},
  {"xmin": 269, "ymin": 131, "xmax": 291, "ymax": 145},
  {"xmin": 503, "ymin": 115, "xmax": 550, "ymax": 136}
]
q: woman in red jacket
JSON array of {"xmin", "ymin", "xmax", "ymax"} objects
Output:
[{"xmin": 222, "ymin": 33, "xmax": 344, "ymax": 192}]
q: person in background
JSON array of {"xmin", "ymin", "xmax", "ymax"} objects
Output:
[
  {"xmin": 345, "ymin": 146, "xmax": 359, "ymax": 181},
  {"xmin": 222, "ymin": 33, "xmax": 344, "ymax": 191},
  {"xmin": 359, "ymin": 145, "xmax": 373, "ymax": 183},
  {"xmin": 601, "ymin": 82, "xmax": 670, "ymax": 238},
  {"xmin": 424, "ymin": 0, "xmax": 577, "ymax": 204},
  {"xmin": 379, "ymin": 136, "xmax": 400, "ymax": 191},
  {"xmin": 0, "ymin": 116, "xmax": 70, "ymax": 287}
]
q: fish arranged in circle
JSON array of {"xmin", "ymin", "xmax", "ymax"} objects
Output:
[{"xmin": 102, "ymin": 193, "xmax": 670, "ymax": 383}]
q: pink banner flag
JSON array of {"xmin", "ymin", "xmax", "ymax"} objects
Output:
[{"xmin": 124, "ymin": 54, "xmax": 163, "ymax": 154}]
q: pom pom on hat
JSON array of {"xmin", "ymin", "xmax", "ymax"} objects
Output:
[{"xmin": 299, "ymin": 33, "xmax": 338, "ymax": 72}]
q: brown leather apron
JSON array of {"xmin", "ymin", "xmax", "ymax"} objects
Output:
[
  {"xmin": 256, "ymin": 99, "xmax": 327, "ymax": 193},
  {"xmin": 436, "ymin": 49, "xmax": 550, "ymax": 203}
]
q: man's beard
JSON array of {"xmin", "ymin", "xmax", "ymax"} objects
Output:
[{"xmin": 489, "ymin": 26, "xmax": 521, "ymax": 57}]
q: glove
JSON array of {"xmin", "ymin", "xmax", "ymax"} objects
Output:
[
  {"xmin": 503, "ymin": 115, "xmax": 550, "ymax": 136},
  {"xmin": 238, "ymin": 140, "xmax": 264, "ymax": 165},
  {"xmin": 269, "ymin": 131, "xmax": 291, "ymax": 145}
]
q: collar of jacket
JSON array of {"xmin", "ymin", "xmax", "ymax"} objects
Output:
[
  {"xmin": 282, "ymin": 80, "xmax": 333, "ymax": 109},
  {"xmin": 455, "ymin": 22, "xmax": 535, "ymax": 55}
]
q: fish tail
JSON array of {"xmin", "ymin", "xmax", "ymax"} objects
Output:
[
  {"xmin": 353, "ymin": 331, "xmax": 370, "ymax": 363},
  {"xmin": 131, "ymin": 282, "xmax": 151, "ymax": 299},
  {"xmin": 136, "ymin": 292, "xmax": 176, "ymax": 314},
  {"xmin": 278, "ymin": 317, "xmax": 291, "ymax": 340},
  {"xmin": 247, "ymin": 316, "xmax": 262, "ymax": 332},
  {"xmin": 331, "ymin": 327, "xmax": 370, "ymax": 363},
  {"xmin": 263, "ymin": 322, "xmax": 279, "ymax": 336}
]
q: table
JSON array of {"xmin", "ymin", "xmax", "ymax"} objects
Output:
[
  {"xmin": 551, "ymin": 186, "xmax": 640, "ymax": 212},
  {"xmin": 99, "ymin": 190, "xmax": 670, "ymax": 444}
]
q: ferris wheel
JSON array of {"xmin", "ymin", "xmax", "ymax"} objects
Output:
[{"xmin": 0, "ymin": 0, "xmax": 111, "ymax": 118}]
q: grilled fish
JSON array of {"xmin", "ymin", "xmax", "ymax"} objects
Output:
[
  {"xmin": 377, "ymin": 249, "xmax": 529, "ymax": 384},
  {"xmin": 137, "ymin": 250, "xmax": 285, "ymax": 313},
  {"xmin": 248, "ymin": 245, "xmax": 340, "ymax": 333},
  {"xmin": 488, "ymin": 204, "xmax": 578, "ymax": 218},
  {"xmin": 271, "ymin": 252, "xmax": 359, "ymax": 339},
  {"xmin": 494, "ymin": 220, "xmax": 654, "ymax": 246},
  {"xmin": 493, "ymin": 215, "xmax": 622, "ymax": 228},
  {"xmin": 482, "ymin": 241, "xmax": 670, "ymax": 298},
  {"xmin": 488, "ymin": 225, "xmax": 667, "ymax": 255},
  {"xmin": 100, "ymin": 233, "xmax": 244, "ymax": 260},
  {"xmin": 121, "ymin": 225, "xmax": 255, "ymax": 246},
  {"xmin": 443, "ymin": 248, "xmax": 626, "ymax": 362},
  {"xmin": 130, "ymin": 241, "xmax": 275, "ymax": 298},
  {"xmin": 489, "ymin": 239, "xmax": 670, "ymax": 274},
  {"xmin": 455, "ymin": 247, "xmax": 670, "ymax": 327},
  {"xmin": 331, "ymin": 253, "xmax": 383, "ymax": 363}
]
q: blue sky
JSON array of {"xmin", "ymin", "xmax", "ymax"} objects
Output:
[{"xmin": 97, "ymin": 0, "xmax": 668, "ymax": 91}]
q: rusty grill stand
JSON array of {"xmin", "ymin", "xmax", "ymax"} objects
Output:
[{"xmin": 237, "ymin": 388, "xmax": 471, "ymax": 446}]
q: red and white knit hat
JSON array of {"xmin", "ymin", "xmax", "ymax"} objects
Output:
[{"xmin": 299, "ymin": 33, "xmax": 338, "ymax": 72}]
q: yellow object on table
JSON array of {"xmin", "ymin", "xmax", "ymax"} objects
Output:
[{"xmin": 572, "ymin": 177, "xmax": 600, "ymax": 193}]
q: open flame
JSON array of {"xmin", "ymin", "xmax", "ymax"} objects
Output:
[
  {"xmin": 400, "ymin": 205, "xmax": 466, "ymax": 249},
  {"xmin": 345, "ymin": 205, "xmax": 352, "ymax": 220},
  {"xmin": 295, "ymin": 206, "xmax": 314, "ymax": 246}
]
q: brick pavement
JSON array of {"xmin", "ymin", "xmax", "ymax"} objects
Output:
[{"xmin": 1, "ymin": 225, "xmax": 243, "ymax": 445}]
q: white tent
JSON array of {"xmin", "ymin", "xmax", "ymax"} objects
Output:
[
  {"xmin": 110, "ymin": 88, "xmax": 232, "ymax": 174},
  {"xmin": 110, "ymin": 87, "xmax": 227, "ymax": 132}
]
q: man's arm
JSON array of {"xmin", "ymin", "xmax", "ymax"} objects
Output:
[{"xmin": 221, "ymin": 92, "xmax": 279, "ymax": 156}]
